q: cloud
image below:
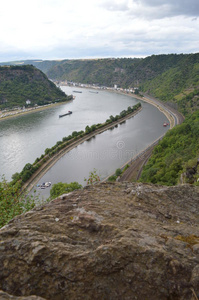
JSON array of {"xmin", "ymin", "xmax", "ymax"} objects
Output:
[
  {"xmin": 0, "ymin": 0, "xmax": 198, "ymax": 62},
  {"xmin": 101, "ymin": 0, "xmax": 199, "ymax": 19},
  {"xmin": 100, "ymin": 0, "xmax": 129, "ymax": 11},
  {"xmin": 139, "ymin": 0, "xmax": 199, "ymax": 18}
]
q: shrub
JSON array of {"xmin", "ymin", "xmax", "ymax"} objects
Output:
[{"xmin": 50, "ymin": 181, "xmax": 82, "ymax": 199}]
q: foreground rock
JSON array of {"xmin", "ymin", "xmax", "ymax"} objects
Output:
[
  {"xmin": 0, "ymin": 182, "xmax": 198, "ymax": 300},
  {"xmin": 0, "ymin": 290, "xmax": 45, "ymax": 299}
]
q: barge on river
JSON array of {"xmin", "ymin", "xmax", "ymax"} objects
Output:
[{"xmin": 59, "ymin": 111, "xmax": 72, "ymax": 118}]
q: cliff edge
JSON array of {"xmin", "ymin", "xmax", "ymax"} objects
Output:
[{"xmin": 0, "ymin": 182, "xmax": 198, "ymax": 300}]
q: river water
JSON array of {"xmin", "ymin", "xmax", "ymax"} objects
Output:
[{"xmin": 0, "ymin": 86, "xmax": 169, "ymax": 198}]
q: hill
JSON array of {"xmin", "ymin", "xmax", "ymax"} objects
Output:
[
  {"xmin": 140, "ymin": 110, "xmax": 199, "ymax": 185},
  {"xmin": 2, "ymin": 54, "xmax": 199, "ymax": 114},
  {"xmin": 45, "ymin": 54, "xmax": 199, "ymax": 115},
  {"xmin": 0, "ymin": 65, "xmax": 71, "ymax": 109},
  {"xmin": 140, "ymin": 54, "xmax": 199, "ymax": 115}
]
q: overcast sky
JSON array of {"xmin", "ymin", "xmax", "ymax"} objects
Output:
[{"xmin": 0, "ymin": 0, "xmax": 198, "ymax": 62}]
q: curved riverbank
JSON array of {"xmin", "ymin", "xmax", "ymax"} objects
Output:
[
  {"xmin": 116, "ymin": 91, "xmax": 181, "ymax": 128},
  {"xmin": 0, "ymin": 102, "xmax": 68, "ymax": 121},
  {"xmin": 24, "ymin": 106, "xmax": 142, "ymax": 193}
]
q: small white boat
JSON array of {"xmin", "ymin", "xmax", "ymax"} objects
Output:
[{"xmin": 39, "ymin": 182, "xmax": 51, "ymax": 188}]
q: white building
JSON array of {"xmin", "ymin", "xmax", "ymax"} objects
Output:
[{"xmin": 26, "ymin": 100, "xmax": 31, "ymax": 105}]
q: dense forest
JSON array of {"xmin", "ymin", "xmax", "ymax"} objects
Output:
[{"xmin": 0, "ymin": 65, "xmax": 71, "ymax": 109}]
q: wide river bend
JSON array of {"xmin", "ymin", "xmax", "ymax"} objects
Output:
[{"xmin": 0, "ymin": 86, "xmax": 169, "ymax": 198}]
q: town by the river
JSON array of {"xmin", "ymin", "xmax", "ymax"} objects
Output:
[{"xmin": 0, "ymin": 86, "xmax": 169, "ymax": 198}]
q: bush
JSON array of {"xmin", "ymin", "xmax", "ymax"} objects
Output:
[
  {"xmin": 50, "ymin": 182, "xmax": 82, "ymax": 199},
  {"xmin": 0, "ymin": 177, "xmax": 37, "ymax": 228},
  {"xmin": 84, "ymin": 169, "xmax": 101, "ymax": 185},
  {"xmin": 108, "ymin": 175, "xmax": 117, "ymax": 182},
  {"xmin": 115, "ymin": 168, "xmax": 122, "ymax": 177}
]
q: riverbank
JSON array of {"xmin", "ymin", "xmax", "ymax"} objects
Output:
[
  {"xmin": 115, "ymin": 91, "xmax": 177, "ymax": 128},
  {"xmin": 0, "ymin": 102, "xmax": 68, "ymax": 121}
]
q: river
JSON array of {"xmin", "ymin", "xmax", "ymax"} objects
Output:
[{"xmin": 0, "ymin": 86, "xmax": 169, "ymax": 197}]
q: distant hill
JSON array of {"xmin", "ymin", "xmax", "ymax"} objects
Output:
[
  {"xmin": 0, "ymin": 65, "xmax": 71, "ymax": 109},
  {"xmin": 44, "ymin": 54, "xmax": 199, "ymax": 115},
  {"xmin": 2, "ymin": 53, "xmax": 198, "ymax": 115}
]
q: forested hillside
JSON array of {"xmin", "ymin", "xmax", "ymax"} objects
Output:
[
  {"xmin": 2, "ymin": 53, "xmax": 199, "ymax": 114},
  {"xmin": 0, "ymin": 65, "xmax": 71, "ymax": 109},
  {"xmin": 140, "ymin": 110, "xmax": 199, "ymax": 185},
  {"xmin": 140, "ymin": 54, "xmax": 199, "ymax": 115},
  {"xmin": 46, "ymin": 58, "xmax": 141, "ymax": 88},
  {"xmin": 39, "ymin": 53, "xmax": 199, "ymax": 115}
]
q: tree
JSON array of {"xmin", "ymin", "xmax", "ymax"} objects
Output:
[
  {"xmin": 115, "ymin": 168, "xmax": 122, "ymax": 177},
  {"xmin": 72, "ymin": 131, "xmax": 78, "ymax": 137},
  {"xmin": 109, "ymin": 115, "xmax": 115, "ymax": 122},
  {"xmin": 85, "ymin": 125, "xmax": 92, "ymax": 134}
]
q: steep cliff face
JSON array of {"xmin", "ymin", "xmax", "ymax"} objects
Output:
[{"xmin": 0, "ymin": 182, "xmax": 198, "ymax": 300}]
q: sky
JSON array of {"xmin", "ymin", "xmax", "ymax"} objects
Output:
[{"xmin": 0, "ymin": 0, "xmax": 199, "ymax": 62}]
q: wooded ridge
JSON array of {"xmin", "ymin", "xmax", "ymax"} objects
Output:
[
  {"xmin": 0, "ymin": 65, "xmax": 72, "ymax": 109},
  {"xmin": 2, "ymin": 53, "xmax": 198, "ymax": 115}
]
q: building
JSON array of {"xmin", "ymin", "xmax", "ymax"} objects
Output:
[{"xmin": 26, "ymin": 100, "xmax": 31, "ymax": 105}]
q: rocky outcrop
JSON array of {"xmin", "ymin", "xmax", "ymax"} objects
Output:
[{"xmin": 0, "ymin": 182, "xmax": 198, "ymax": 300}]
